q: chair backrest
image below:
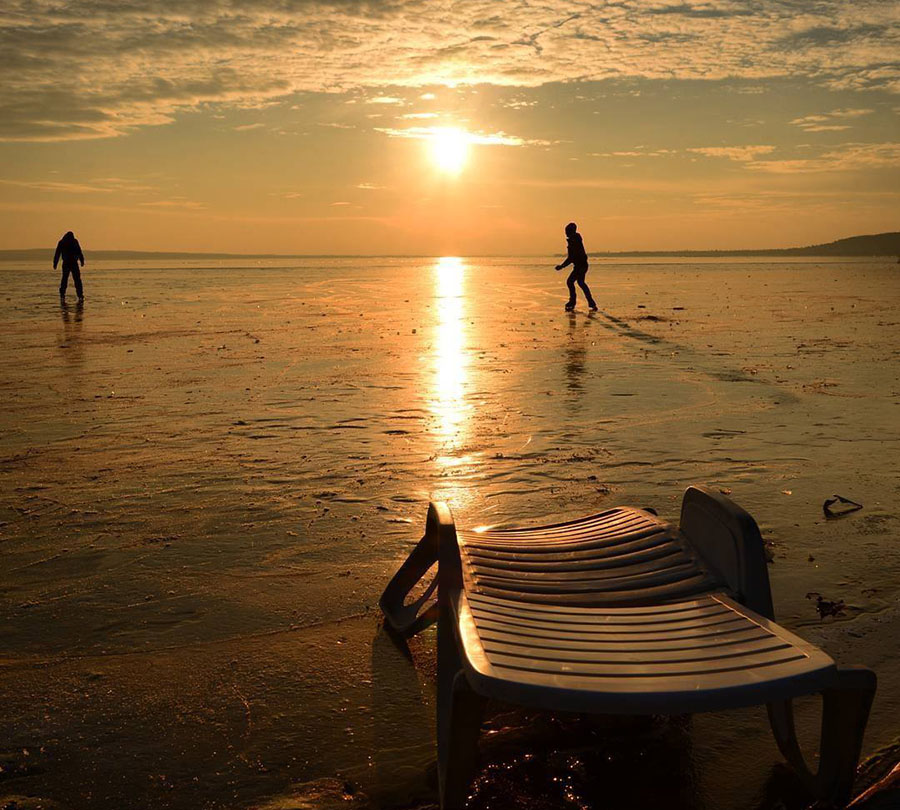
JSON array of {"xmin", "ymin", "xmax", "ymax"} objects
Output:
[{"xmin": 679, "ymin": 486, "xmax": 774, "ymax": 619}]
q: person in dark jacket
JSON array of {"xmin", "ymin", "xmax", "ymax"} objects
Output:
[
  {"xmin": 555, "ymin": 222, "xmax": 596, "ymax": 312},
  {"xmin": 54, "ymin": 231, "xmax": 85, "ymax": 300}
]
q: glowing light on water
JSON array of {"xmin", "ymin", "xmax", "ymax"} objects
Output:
[{"xmin": 432, "ymin": 256, "xmax": 469, "ymax": 448}]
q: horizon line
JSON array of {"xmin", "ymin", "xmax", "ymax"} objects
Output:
[{"xmin": 2, "ymin": 231, "xmax": 897, "ymax": 259}]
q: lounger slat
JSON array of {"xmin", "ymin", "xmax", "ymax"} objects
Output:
[
  {"xmin": 462, "ymin": 514, "xmax": 657, "ymax": 543},
  {"xmin": 469, "ymin": 612, "xmax": 746, "ymax": 637},
  {"xmin": 461, "ymin": 520, "xmax": 662, "ymax": 548},
  {"xmin": 473, "ymin": 562, "xmax": 706, "ymax": 592},
  {"xmin": 466, "ymin": 591, "xmax": 718, "ymax": 616},
  {"xmin": 485, "ymin": 646, "xmax": 809, "ymax": 678},
  {"xmin": 480, "ymin": 636, "xmax": 793, "ymax": 665},
  {"xmin": 467, "ymin": 597, "xmax": 733, "ymax": 623},
  {"xmin": 477, "ymin": 625, "xmax": 771, "ymax": 651},
  {"xmin": 462, "ymin": 530, "xmax": 672, "ymax": 558},
  {"xmin": 467, "ymin": 551, "xmax": 695, "ymax": 580},
  {"xmin": 462, "ymin": 538, "xmax": 684, "ymax": 566},
  {"xmin": 473, "ymin": 572, "xmax": 717, "ymax": 601},
  {"xmin": 468, "ymin": 507, "xmax": 652, "ymax": 537},
  {"xmin": 472, "ymin": 625, "xmax": 762, "ymax": 650},
  {"xmin": 470, "ymin": 623, "xmax": 754, "ymax": 647}
]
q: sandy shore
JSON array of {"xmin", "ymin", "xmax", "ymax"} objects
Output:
[{"xmin": 1, "ymin": 256, "xmax": 898, "ymax": 809}]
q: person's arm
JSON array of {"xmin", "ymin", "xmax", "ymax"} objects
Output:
[
  {"xmin": 53, "ymin": 242, "xmax": 61, "ymax": 270},
  {"xmin": 555, "ymin": 242, "xmax": 574, "ymax": 271},
  {"xmin": 76, "ymin": 241, "xmax": 85, "ymax": 266}
]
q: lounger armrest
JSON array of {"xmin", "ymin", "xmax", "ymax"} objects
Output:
[
  {"xmin": 679, "ymin": 486, "xmax": 775, "ymax": 619},
  {"xmin": 379, "ymin": 501, "xmax": 459, "ymax": 636}
]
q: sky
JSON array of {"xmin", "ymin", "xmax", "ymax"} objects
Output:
[{"xmin": 1, "ymin": 0, "xmax": 898, "ymax": 254}]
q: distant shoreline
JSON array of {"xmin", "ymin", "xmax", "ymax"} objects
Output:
[
  {"xmin": 2, "ymin": 231, "xmax": 897, "ymax": 260},
  {"xmin": 0, "ymin": 251, "xmax": 895, "ymax": 260}
]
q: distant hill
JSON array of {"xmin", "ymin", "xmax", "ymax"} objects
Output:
[
  {"xmin": 1, "ymin": 232, "xmax": 898, "ymax": 259},
  {"xmin": 595, "ymin": 232, "xmax": 900, "ymax": 258},
  {"xmin": 777, "ymin": 232, "xmax": 900, "ymax": 257}
]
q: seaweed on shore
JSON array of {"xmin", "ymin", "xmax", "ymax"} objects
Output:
[{"xmin": 805, "ymin": 592, "xmax": 847, "ymax": 619}]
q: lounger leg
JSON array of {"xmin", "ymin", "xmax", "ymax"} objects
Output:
[
  {"xmin": 438, "ymin": 672, "xmax": 485, "ymax": 809},
  {"xmin": 767, "ymin": 666, "xmax": 876, "ymax": 807},
  {"xmin": 819, "ymin": 667, "xmax": 877, "ymax": 806},
  {"xmin": 438, "ymin": 615, "xmax": 486, "ymax": 810}
]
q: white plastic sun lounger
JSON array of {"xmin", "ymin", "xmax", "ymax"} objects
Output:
[{"xmin": 380, "ymin": 486, "xmax": 876, "ymax": 809}]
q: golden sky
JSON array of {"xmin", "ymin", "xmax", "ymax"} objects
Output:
[{"xmin": 1, "ymin": 0, "xmax": 898, "ymax": 253}]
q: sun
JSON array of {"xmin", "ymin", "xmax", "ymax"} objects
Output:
[{"xmin": 429, "ymin": 127, "xmax": 469, "ymax": 174}]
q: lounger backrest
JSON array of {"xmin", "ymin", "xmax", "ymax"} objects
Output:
[{"xmin": 679, "ymin": 486, "xmax": 774, "ymax": 619}]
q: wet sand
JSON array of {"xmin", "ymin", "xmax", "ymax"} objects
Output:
[{"xmin": 1, "ymin": 256, "xmax": 898, "ymax": 809}]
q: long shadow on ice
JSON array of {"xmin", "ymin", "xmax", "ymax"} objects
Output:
[
  {"xmin": 370, "ymin": 628, "xmax": 437, "ymax": 807},
  {"xmin": 592, "ymin": 309, "xmax": 796, "ymax": 398}
]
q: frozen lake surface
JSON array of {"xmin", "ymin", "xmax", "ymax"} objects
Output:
[{"xmin": 1, "ymin": 255, "xmax": 898, "ymax": 809}]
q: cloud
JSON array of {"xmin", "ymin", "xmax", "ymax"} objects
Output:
[
  {"xmin": 687, "ymin": 145, "xmax": 777, "ymax": 161},
  {"xmin": 0, "ymin": 177, "xmax": 156, "ymax": 193},
  {"xmin": 748, "ymin": 142, "xmax": 900, "ymax": 172},
  {"xmin": 376, "ymin": 125, "xmax": 551, "ymax": 146},
  {"xmin": 1, "ymin": 0, "xmax": 898, "ymax": 142},
  {"xmin": 790, "ymin": 107, "xmax": 874, "ymax": 131},
  {"xmin": 139, "ymin": 199, "xmax": 206, "ymax": 209},
  {"xmin": 589, "ymin": 140, "xmax": 900, "ymax": 173},
  {"xmin": 591, "ymin": 147, "xmax": 676, "ymax": 157},
  {"xmin": 827, "ymin": 108, "xmax": 874, "ymax": 117},
  {"xmin": 793, "ymin": 124, "xmax": 854, "ymax": 132}
]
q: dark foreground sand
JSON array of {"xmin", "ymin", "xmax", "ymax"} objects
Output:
[{"xmin": 0, "ymin": 256, "xmax": 898, "ymax": 809}]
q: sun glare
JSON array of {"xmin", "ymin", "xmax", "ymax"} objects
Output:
[{"xmin": 430, "ymin": 128, "xmax": 469, "ymax": 174}]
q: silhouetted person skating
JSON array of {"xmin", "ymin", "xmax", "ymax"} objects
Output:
[
  {"xmin": 54, "ymin": 231, "xmax": 85, "ymax": 300},
  {"xmin": 555, "ymin": 222, "xmax": 596, "ymax": 312}
]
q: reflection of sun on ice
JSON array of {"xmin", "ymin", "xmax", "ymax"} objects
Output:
[
  {"xmin": 436, "ymin": 255, "xmax": 464, "ymax": 291},
  {"xmin": 430, "ymin": 257, "xmax": 476, "ymax": 509},
  {"xmin": 433, "ymin": 257, "xmax": 469, "ymax": 446},
  {"xmin": 430, "ymin": 128, "xmax": 469, "ymax": 174}
]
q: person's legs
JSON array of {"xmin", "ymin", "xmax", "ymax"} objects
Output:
[
  {"xmin": 565, "ymin": 269, "xmax": 577, "ymax": 309},
  {"xmin": 576, "ymin": 266, "xmax": 597, "ymax": 309},
  {"xmin": 59, "ymin": 268, "xmax": 69, "ymax": 296},
  {"xmin": 71, "ymin": 266, "xmax": 84, "ymax": 299}
]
